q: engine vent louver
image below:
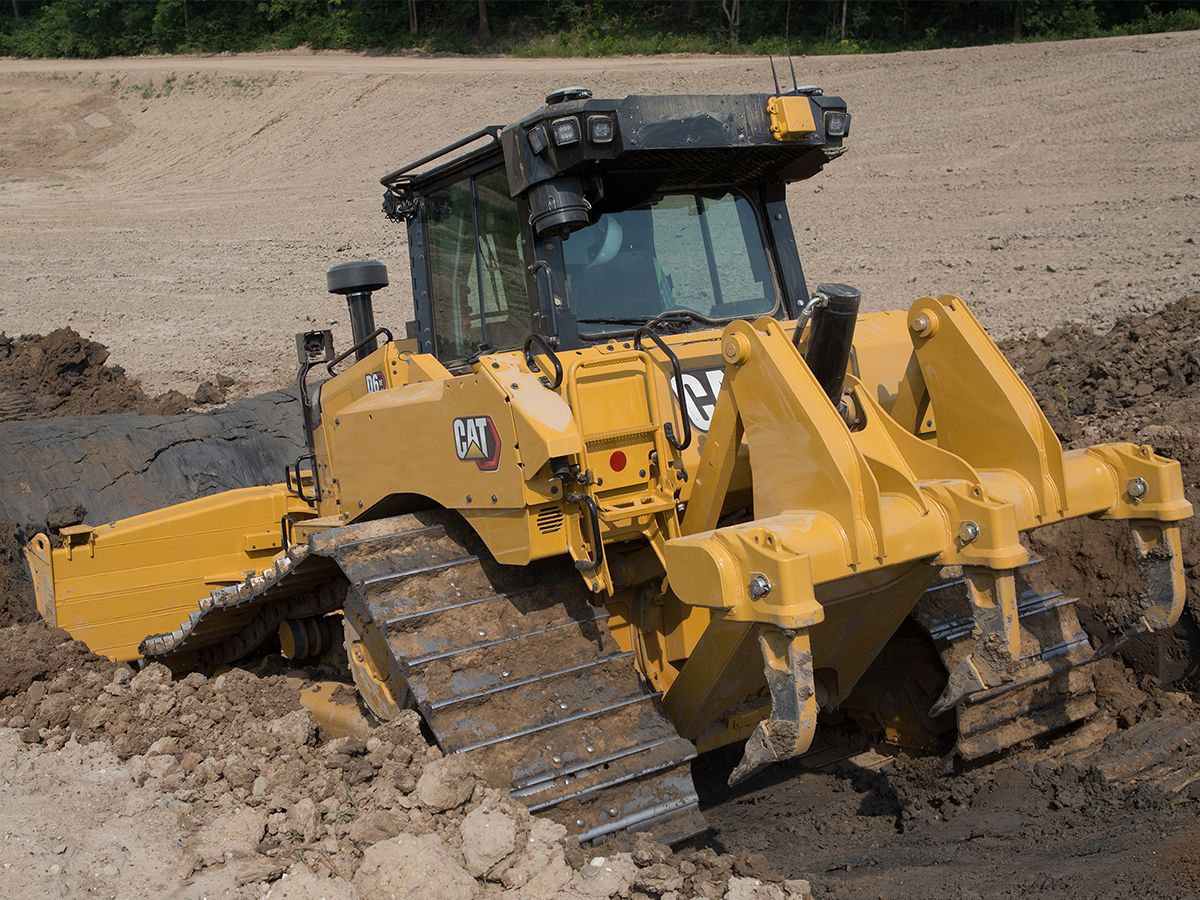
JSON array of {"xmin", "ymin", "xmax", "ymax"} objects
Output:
[{"xmin": 536, "ymin": 506, "xmax": 564, "ymax": 534}]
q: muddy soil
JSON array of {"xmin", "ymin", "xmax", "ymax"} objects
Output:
[{"xmin": 0, "ymin": 327, "xmax": 189, "ymax": 422}]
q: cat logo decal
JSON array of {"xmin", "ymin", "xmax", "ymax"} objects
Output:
[{"xmin": 452, "ymin": 416, "xmax": 501, "ymax": 471}]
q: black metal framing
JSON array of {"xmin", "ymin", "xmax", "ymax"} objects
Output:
[{"xmin": 395, "ymin": 148, "xmax": 814, "ymax": 363}]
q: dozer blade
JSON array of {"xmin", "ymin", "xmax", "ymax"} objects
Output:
[{"xmin": 143, "ymin": 511, "xmax": 706, "ymax": 846}]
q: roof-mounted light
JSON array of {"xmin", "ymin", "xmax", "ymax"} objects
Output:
[
  {"xmin": 550, "ymin": 116, "xmax": 581, "ymax": 147},
  {"xmin": 587, "ymin": 114, "xmax": 615, "ymax": 144},
  {"xmin": 824, "ymin": 110, "xmax": 851, "ymax": 138}
]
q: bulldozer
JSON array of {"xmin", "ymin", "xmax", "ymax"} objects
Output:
[{"xmin": 24, "ymin": 85, "xmax": 1191, "ymax": 844}]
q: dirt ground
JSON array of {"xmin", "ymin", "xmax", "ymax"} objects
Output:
[
  {"xmin": 1, "ymin": 32, "xmax": 1198, "ymax": 396},
  {"xmin": 1, "ymin": 32, "xmax": 1200, "ymax": 900}
]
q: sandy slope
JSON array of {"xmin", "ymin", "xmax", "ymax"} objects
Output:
[{"xmin": 0, "ymin": 34, "xmax": 1198, "ymax": 395}]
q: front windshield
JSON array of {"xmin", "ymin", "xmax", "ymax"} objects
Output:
[{"xmin": 562, "ymin": 191, "xmax": 777, "ymax": 334}]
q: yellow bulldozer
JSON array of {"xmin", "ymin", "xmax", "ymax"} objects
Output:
[{"xmin": 24, "ymin": 86, "xmax": 1191, "ymax": 844}]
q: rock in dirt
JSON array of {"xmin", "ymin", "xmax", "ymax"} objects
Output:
[
  {"xmin": 353, "ymin": 832, "xmax": 476, "ymax": 899},
  {"xmin": 348, "ymin": 809, "xmax": 407, "ymax": 846},
  {"xmin": 194, "ymin": 380, "xmax": 227, "ymax": 406},
  {"xmin": 270, "ymin": 868, "xmax": 359, "ymax": 899},
  {"xmin": 194, "ymin": 808, "xmax": 268, "ymax": 865},
  {"xmin": 414, "ymin": 754, "xmax": 476, "ymax": 812},
  {"xmin": 725, "ymin": 876, "xmax": 813, "ymax": 900},
  {"xmin": 459, "ymin": 803, "xmax": 517, "ymax": 877},
  {"xmin": 567, "ymin": 853, "xmax": 639, "ymax": 898}
]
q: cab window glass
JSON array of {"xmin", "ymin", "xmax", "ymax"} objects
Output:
[
  {"xmin": 564, "ymin": 191, "xmax": 775, "ymax": 333},
  {"xmin": 426, "ymin": 167, "xmax": 532, "ymax": 363},
  {"xmin": 426, "ymin": 180, "xmax": 480, "ymax": 362},
  {"xmin": 472, "ymin": 167, "xmax": 534, "ymax": 352}
]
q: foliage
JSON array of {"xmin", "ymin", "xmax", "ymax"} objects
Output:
[{"xmin": 0, "ymin": 0, "xmax": 1198, "ymax": 59}]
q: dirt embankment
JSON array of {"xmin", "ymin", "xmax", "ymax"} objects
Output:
[
  {"xmin": 0, "ymin": 329, "xmax": 306, "ymax": 629},
  {"xmin": 1003, "ymin": 292, "xmax": 1200, "ymax": 686}
]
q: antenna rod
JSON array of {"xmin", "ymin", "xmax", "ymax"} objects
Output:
[
  {"xmin": 768, "ymin": 56, "xmax": 781, "ymax": 95},
  {"xmin": 788, "ymin": 52, "xmax": 799, "ymax": 92}
]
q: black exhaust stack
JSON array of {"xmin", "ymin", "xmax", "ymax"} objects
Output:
[
  {"xmin": 804, "ymin": 282, "xmax": 861, "ymax": 404},
  {"xmin": 327, "ymin": 260, "xmax": 389, "ymax": 361}
]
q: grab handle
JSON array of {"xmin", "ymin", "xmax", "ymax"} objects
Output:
[{"xmin": 634, "ymin": 326, "xmax": 692, "ymax": 452}]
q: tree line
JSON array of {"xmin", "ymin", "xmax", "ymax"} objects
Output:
[{"xmin": 2, "ymin": 0, "xmax": 1198, "ymax": 58}]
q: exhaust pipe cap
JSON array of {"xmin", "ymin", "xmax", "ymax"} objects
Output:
[{"xmin": 327, "ymin": 260, "xmax": 389, "ymax": 296}]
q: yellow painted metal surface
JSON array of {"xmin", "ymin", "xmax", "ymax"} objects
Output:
[
  {"xmin": 766, "ymin": 95, "xmax": 818, "ymax": 141},
  {"xmin": 27, "ymin": 294, "xmax": 1191, "ymax": 772},
  {"xmin": 25, "ymin": 485, "xmax": 314, "ymax": 661}
]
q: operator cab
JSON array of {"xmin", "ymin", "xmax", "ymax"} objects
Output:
[{"xmin": 381, "ymin": 88, "xmax": 850, "ymax": 367}]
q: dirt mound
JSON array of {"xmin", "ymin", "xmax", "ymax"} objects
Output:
[
  {"xmin": 1004, "ymin": 292, "xmax": 1200, "ymax": 441},
  {"xmin": 0, "ymin": 622, "xmax": 811, "ymax": 898},
  {"xmin": 1002, "ymin": 293, "xmax": 1200, "ymax": 686},
  {"xmin": 0, "ymin": 329, "xmax": 189, "ymax": 422},
  {"xmin": 0, "ymin": 622, "xmax": 97, "ymax": 696}
]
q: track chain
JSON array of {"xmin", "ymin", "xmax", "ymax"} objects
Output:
[
  {"xmin": 916, "ymin": 562, "xmax": 1098, "ymax": 759},
  {"xmin": 144, "ymin": 512, "xmax": 705, "ymax": 845}
]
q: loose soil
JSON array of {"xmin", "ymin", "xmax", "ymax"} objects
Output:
[
  {"xmin": 0, "ymin": 33, "xmax": 1197, "ymax": 396},
  {"xmin": 0, "ymin": 621, "xmax": 813, "ymax": 899},
  {"xmin": 1004, "ymin": 294, "xmax": 1200, "ymax": 687},
  {"xmin": 2, "ymin": 34, "xmax": 1199, "ymax": 900},
  {"xmin": 0, "ymin": 328, "xmax": 189, "ymax": 422}
]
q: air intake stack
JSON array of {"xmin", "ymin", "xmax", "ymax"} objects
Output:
[{"xmin": 327, "ymin": 260, "xmax": 389, "ymax": 361}]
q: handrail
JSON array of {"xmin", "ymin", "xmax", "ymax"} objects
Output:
[
  {"xmin": 566, "ymin": 491, "xmax": 606, "ymax": 575},
  {"xmin": 523, "ymin": 334, "xmax": 564, "ymax": 389},
  {"xmin": 285, "ymin": 454, "xmax": 319, "ymax": 506},
  {"xmin": 327, "ymin": 327, "xmax": 394, "ymax": 376},
  {"xmin": 634, "ymin": 326, "xmax": 692, "ymax": 452},
  {"xmin": 380, "ymin": 126, "xmax": 504, "ymax": 188}
]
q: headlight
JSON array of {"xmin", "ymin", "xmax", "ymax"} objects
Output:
[
  {"xmin": 550, "ymin": 116, "xmax": 581, "ymax": 147},
  {"xmin": 527, "ymin": 124, "xmax": 549, "ymax": 155},
  {"xmin": 824, "ymin": 110, "xmax": 851, "ymax": 138},
  {"xmin": 587, "ymin": 114, "xmax": 615, "ymax": 144}
]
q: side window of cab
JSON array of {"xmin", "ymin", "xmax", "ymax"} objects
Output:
[{"xmin": 425, "ymin": 167, "xmax": 534, "ymax": 364}]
